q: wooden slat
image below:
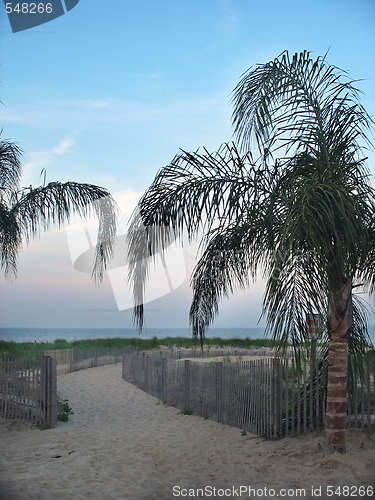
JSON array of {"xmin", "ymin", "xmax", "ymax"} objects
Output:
[
  {"xmin": 303, "ymin": 362, "xmax": 307, "ymax": 434},
  {"xmin": 290, "ymin": 358, "xmax": 295, "ymax": 436},
  {"xmin": 121, "ymin": 350, "xmax": 375, "ymax": 440},
  {"xmin": 0, "ymin": 357, "xmax": 56, "ymax": 428}
]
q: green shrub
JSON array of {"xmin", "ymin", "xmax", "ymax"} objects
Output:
[
  {"xmin": 0, "ymin": 335, "xmax": 278, "ymax": 360},
  {"xmin": 57, "ymin": 399, "xmax": 73, "ymax": 422},
  {"xmin": 182, "ymin": 408, "xmax": 193, "ymax": 415}
]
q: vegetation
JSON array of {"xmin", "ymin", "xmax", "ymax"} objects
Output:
[
  {"xmin": 126, "ymin": 50, "xmax": 375, "ymax": 454},
  {"xmin": 0, "ymin": 135, "xmax": 117, "ymax": 280},
  {"xmin": 57, "ymin": 399, "xmax": 74, "ymax": 422},
  {"xmin": 181, "ymin": 408, "xmax": 193, "ymax": 415},
  {"xmin": 0, "ymin": 336, "xmax": 277, "ymax": 360}
]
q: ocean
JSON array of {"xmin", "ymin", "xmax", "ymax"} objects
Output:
[
  {"xmin": 0, "ymin": 327, "xmax": 267, "ymax": 343},
  {"xmin": 0, "ymin": 326, "xmax": 374, "ymax": 344}
]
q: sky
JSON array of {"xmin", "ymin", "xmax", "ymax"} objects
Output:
[{"xmin": 0, "ymin": 0, "xmax": 375, "ymax": 331}]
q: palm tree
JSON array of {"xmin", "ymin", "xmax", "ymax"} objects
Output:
[
  {"xmin": 126, "ymin": 51, "xmax": 375, "ymax": 453},
  {"xmin": 0, "ymin": 136, "xmax": 117, "ymax": 281}
]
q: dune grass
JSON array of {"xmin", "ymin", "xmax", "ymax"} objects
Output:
[{"xmin": 0, "ymin": 336, "xmax": 277, "ymax": 360}]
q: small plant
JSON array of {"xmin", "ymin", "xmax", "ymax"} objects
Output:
[
  {"xmin": 61, "ymin": 401, "xmax": 72, "ymax": 413},
  {"xmin": 181, "ymin": 408, "xmax": 193, "ymax": 415},
  {"xmin": 58, "ymin": 412, "xmax": 69, "ymax": 422},
  {"xmin": 241, "ymin": 429, "xmax": 247, "ymax": 436},
  {"xmin": 57, "ymin": 399, "xmax": 73, "ymax": 422}
]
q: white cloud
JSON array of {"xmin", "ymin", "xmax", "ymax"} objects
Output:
[
  {"xmin": 21, "ymin": 136, "xmax": 75, "ymax": 185},
  {"xmin": 50, "ymin": 137, "xmax": 75, "ymax": 155}
]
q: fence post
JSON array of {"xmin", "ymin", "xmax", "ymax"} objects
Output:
[
  {"xmin": 49, "ymin": 357, "xmax": 57, "ymax": 427},
  {"xmin": 184, "ymin": 360, "xmax": 191, "ymax": 410},
  {"xmin": 42, "ymin": 355, "xmax": 57, "ymax": 428},
  {"xmin": 162, "ymin": 358, "xmax": 167, "ymax": 402},
  {"xmin": 272, "ymin": 358, "xmax": 281, "ymax": 437},
  {"xmin": 216, "ymin": 362, "xmax": 223, "ymax": 423},
  {"xmin": 367, "ymin": 356, "xmax": 371, "ymax": 428},
  {"xmin": 41, "ymin": 356, "xmax": 47, "ymax": 426},
  {"xmin": 309, "ymin": 351, "xmax": 315, "ymax": 431}
]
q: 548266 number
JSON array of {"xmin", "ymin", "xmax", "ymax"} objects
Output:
[
  {"xmin": 326, "ymin": 486, "xmax": 373, "ymax": 497},
  {"xmin": 5, "ymin": 3, "xmax": 53, "ymax": 14}
]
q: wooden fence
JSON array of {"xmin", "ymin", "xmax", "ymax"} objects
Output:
[
  {"xmin": 138, "ymin": 347, "xmax": 275, "ymax": 360},
  {"xmin": 0, "ymin": 355, "xmax": 57, "ymax": 428},
  {"xmin": 347, "ymin": 355, "xmax": 375, "ymax": 429},
  {"xmin": 44, "ymin": 346, "xmax": 136, "ymax": 374},
  {"xmin": 122, "ymin": 350, "xmax": 375, "ymax": 439}
]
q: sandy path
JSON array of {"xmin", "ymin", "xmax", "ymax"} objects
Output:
[{"xmin": 0, "ymin": 363, "xmax": 374, "ymax": 500}]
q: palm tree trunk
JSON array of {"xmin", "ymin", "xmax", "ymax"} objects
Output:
[{"xmin": 324, "ymin": 278, "xmax": 352, "ymax": 454}]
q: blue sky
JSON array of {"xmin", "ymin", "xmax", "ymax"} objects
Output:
[{"xmin": 0, "ymin": 0, "xmax": 374, "ymax": 330}]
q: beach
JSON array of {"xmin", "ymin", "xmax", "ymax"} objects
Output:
[{"xmin": 0, "ymin": 363, "xmax": 374, "ymax": 500}]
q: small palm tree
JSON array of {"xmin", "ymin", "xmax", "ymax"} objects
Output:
[
  {"xmin": 127, "ymin": 51, "xmax": 375, "ymax": 453},
  {"xmin": 0, "ymin": 136, "xmax": 117, "ymax": 281}
]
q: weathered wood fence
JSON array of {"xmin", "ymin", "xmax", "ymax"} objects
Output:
[
  {"xmin": 347, "ymin": 356, "xmax": 375, "ymax": 429},
  {"xmin": 0, "ymin": 355, "xmax": 57, "ymax": 428},
  {"xmin": 44, "ymin": 346, "xmax": 135, "ymax": 374},
  {"xmin": 44, "ymin": 346, "xmax": 274, "ymax": 374},
  {"xmin": 122, "ymin": 350, "xmax": 375, "ymax": 439}
]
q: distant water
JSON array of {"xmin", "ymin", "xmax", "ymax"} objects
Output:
[
  {"xmin": 0, "ymin": 326, "xmax": 374, "ymax": 344},
  {"xmin": 0, "ymin": 327, "xmax": 266, "ymax": 343}
]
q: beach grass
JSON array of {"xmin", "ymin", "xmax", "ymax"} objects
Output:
[{"xmin": 0, "ymin": 336, "xmax": 277, "ymax": 360}]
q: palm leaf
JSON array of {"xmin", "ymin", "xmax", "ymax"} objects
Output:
[
  {"xmin": 0, "ymin": 136, "xmax": 117, "ymax": 281},
  {"xmin": 0, "ymin": 137, "xmax": 22, "ymax": 197},
  {"xmin": 231, "ymin": 50, "xmax": 373, "ymax": 161},
  {"xmin": 127, "ymin": 143, "xmax": 264, "ymax": 329}
]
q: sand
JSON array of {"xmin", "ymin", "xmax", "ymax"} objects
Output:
[{"xmin": 0, "ymin": 363, "xmax": 374, "ymax": 500}]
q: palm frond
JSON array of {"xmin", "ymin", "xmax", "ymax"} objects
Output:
[
  {"xmin": 127, "ymin": 143, "xmax": 263, "ymax": 329},
  {"xmin": 350, "ymin": 294, "xmax": 373, "ymax": 350},
  {"xmin": 189, "ymin": 217, "xmax": 271, "ymax": 342},
  {"xmin": 357, "ymin": 216, "xmax": 375, "ymax": 296},
  {"xmin": 348, "ymin": 294, "xmax": 374, "ymax": 383},
  {"xmin": 0, "ymin": 200, "xmax": 21, "ymax": 277},
  {"xmin": 270, "ymin": 153, "xmax": 375, "ymax": 292},
  {"xmin": 262, "ymin": 245, "xmax": 327, "ymax": 359},
  {"xmin": 135, "ymin": 143, "xmax": 258, "ymax": 240},
  {"xmin": 0, "ymin": 138, "xmax": 22, "ymax": 198},
  {"xmin": 231, "ymin": 50, "xmax": 373, "ymax": 161},
  {"xmin": 9, "ymin": 181, "xmax": 117, "ymax": 281}
]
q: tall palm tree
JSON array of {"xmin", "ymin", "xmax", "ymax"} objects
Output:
[
  {"xmin": 0, "ymin": 136, "xmax": 117, "ymax": 281},
  {"xmin": 127, "ymin": 51, "xmax": 375, "ymax": 453}
]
